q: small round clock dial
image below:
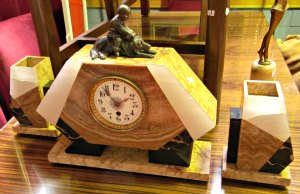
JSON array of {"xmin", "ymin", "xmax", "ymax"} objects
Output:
[{"xmin": 88, "ymin": 76, "xmax": 147, "ymax": 131}]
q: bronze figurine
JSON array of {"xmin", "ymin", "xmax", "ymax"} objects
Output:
[
  {"xmin": 257, "ymin": 0, "xmax": 288, "ymax": 65},
  {"xmin": 90, "ymin": 5, "xmax": 156, "ymax": 60}
]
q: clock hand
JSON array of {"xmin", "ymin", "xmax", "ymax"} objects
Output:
[
  {"xmin": 103, "ymin": 87, "xmax": 121, "ymax": 106},
  {"xmin": 112, "ymin": 97, "xmax": 129, "ymax": 108},
  {"xmin": 111, "ymin": 97, "xmax": 121, "ymax": 107},
  {"xmin": 121, "ymin": 97, "xmax": 130, "ymax": 103},
  {"xmin": 114, "ymin": 98, "xmax": 129, "ymax": 107},
  {"xmin": 103, "ymin": 87, "xmax": 111, "ymax": 96}
]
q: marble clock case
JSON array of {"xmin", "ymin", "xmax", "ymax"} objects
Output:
[{"xmin": 37, "ymin": 45, "xmax": 217, "ymax": 181}]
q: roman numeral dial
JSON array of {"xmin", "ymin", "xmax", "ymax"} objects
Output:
[{"xmin": 88, "ymin": 76, "xmax": 147, "ymax": 131}]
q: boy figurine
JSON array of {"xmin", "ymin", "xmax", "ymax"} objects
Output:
[{"xmin": 107, "ymin": 4, "xmax": 136, "ymax": 57}]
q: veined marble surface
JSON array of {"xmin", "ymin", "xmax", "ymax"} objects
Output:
[{"xmin": 49, "ymin": 136, "xmax": 211, "ymax": 181}]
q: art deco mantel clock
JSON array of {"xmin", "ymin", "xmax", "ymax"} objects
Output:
[{"xmin": 37, "ymin": 45, "xmax": 217, "ymax": 179}]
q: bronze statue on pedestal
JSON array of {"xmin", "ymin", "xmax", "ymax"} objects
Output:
[
  {"xmin": 90, "ymin": 4, "xmax": 156, "ymax": 60},
  {"xmin": 257, "ymin": 0, "xmax": 288, "ymax": 65}
]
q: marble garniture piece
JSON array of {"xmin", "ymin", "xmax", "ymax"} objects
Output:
[
  {"xmin": 236, "ymin": 80, "xmax": 293, "ymax": 173},
  {"xmin": 10, "ymin": 56, "xmax": 59, "ymax": 137},
  {"xmin": 37, "ymin": 45, "xmax": 216, "ymax": 168},
  {"xmin": 37, "ymin": 45, "xmax": 217, "ymax": 144}
]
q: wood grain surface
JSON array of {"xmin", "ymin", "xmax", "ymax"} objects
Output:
[{"xmin": 1, "ymin": 12, "xmax": 300, "ymax": 193}]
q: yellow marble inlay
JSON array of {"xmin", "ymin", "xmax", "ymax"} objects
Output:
[
  {"xmin": 70, "ymin": 44, "xmax": 217, "ymax": 123},
  {"xmin": 154, "ymin": 48, "xmax": 217, "ymax": 123},
  {"xmin": 34, "ymin": 57, "xmax": 54, "ymax": 97},
  {"xmin": 15, "ymin": 56, "xmax": 54, "ymax": 98}
]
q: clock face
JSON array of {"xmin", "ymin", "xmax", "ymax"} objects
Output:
[{"xmin": 88, "ymin": 76, "xmax": 147, "ymax": 131}]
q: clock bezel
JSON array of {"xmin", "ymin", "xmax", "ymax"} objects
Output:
[{"xmin": 87, "ymin": 76, "xmax": 147, "ymax": 131}]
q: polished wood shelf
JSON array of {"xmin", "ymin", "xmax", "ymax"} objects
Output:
[{"xmin": 1, "ymin": 12, "xmax": 300, "ymax": 193}]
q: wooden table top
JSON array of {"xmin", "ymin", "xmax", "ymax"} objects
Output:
[{"xmin": 1, "ymin": 11, "xmax": 300, "ymax": 194}]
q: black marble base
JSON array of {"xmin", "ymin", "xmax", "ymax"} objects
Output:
[
  {"xmin": 43, "ymin": 80, "xmax": 54, "ymax": 95},
  {"xmin": 65, "ymin": 138, "xmax": 106, "ymax": 157},
  {"xmin": 149, "ymin": 130, "xmax": 193, "ymax": 167},
  {"xmin": 259, "ymin": 137, "xmax": 294, "ymax": 174},
  {"xmin": 227, "ymin": 107, "xmax": 242, "ymax": 163},
  {"xmin": 57, "ymin": 118, "xmax": 105, "ymax": 156},
  {"xmin": 10, "ymin": 107, "xmax": 32, "ymax": 126},
  {"xmin": 56, "ymin": 118, "xmax": 80, "ymax": 139}
]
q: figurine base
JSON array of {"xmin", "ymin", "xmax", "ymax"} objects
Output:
[
  {"xmin": 13, "ymin": 122, "xmax": 60, "ymax": 137},
  {"xmin": 48, "ymin": 136, "xmax": 211, "ymax": 182},
  {"xmin": 222, "ymin": 146, "xmax": 291, "ymax": 186},
  {"xmin": 251, "ymin": 59, "xmax": 276, "ymax": 81}
]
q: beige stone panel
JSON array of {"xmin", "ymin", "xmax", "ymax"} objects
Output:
[
  {"xmin": 48, "ymin": 136, "xmax": 211, "ymax": 182},
  {"xmin": 11, "ymin": 87, "xmax": 47, "ymax": 128},
  {"xmin": 236, "ymin": 120, "xmax": 284, "ymax": 171}
]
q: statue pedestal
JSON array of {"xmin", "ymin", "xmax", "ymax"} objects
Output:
[{"xmin": 251, "ymin": 59, "xmax": 276, "ymax": 81}]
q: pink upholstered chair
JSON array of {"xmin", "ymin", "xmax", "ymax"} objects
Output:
[{"xmin": 0, "ymin": 0, "xmax": 66, "ymax": 128}]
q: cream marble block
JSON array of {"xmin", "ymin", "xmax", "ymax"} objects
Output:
[
  {"xmin": 48, "ymin": 136, "xmax": 211, "ymax": 182},
  {"xmin": 241, "ymin": 80, "xmax": 289, "ymax": 142},
  {"xmin": 222, "ymin": 147, "xmax": 291, "ymax": 186},
  {"xmin": 147, "ymin": 65, "xmax": 216, "ymax": 139},
  {"xmin": 10, "ymin": 56, "xmax": 54, "ymax": 99}
]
